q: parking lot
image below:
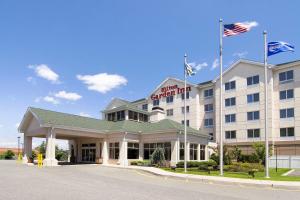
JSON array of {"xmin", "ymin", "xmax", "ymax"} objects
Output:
[{"xmin": 0, "ymin": 160, "xmax": 300, "ymax": 200}]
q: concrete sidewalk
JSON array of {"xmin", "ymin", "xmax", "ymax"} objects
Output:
[{"xmin": 102, "ymin": 164, "xmax": 300, "ymax": 189}]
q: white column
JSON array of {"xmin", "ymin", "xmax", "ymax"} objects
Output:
[
  {"xmin": 43, "ymin": 128, "xmax": 58, "ymax": 166},
  {"xmin": 22, "ymin": 135, "xmax": 32, "ymax": 164},
  {"xmin": 118, "ymin": 134, "xmax": 128, "ymax": 166},
  {"xmin": 171, "ymin": 140, "xmax": 179, "ymax": 166},
  {"xmin": 138, "ymin": 141, "xmax": 143, "ymax": 160},
  {"xmin": 102, "ymin": 139, "xmax": 108, "ymax": 164}
]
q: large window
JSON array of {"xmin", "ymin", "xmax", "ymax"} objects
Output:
[
  {"xmin": 200, "ymin": 145, "xmax": 205, "ymax": 160},
  {"xmin": 225, "ymin": 130, "xmax": 236, "ymax": 139},
  {"xmin": 143, "ymin": 143, "xmax": 171, "ymax": 160},
  {"xmin": 225, "ymin": 97, "xmax": 236, "ymax": 107},
  {"xmin": 247, "ymin": 75, "xmax": 259, "ymax": 86},
  {"xmin": 280, "ymin": 127, "xmax": 295, "ymax": 137},
  {"xmin": 247, "ymin": 129, "xmax": 260, "ymax": 138},
  {"xmin": 225, "ymin": 80, "xmax": 236, "ymax": 91},
  {"xmin": 189, "ymin": 144, "xmax": 198, "ymax": 160},
  {"xmin": 204, "ymin": 104, "xmax": 213, "ymax": 112},
  {"xmin": 204, "ymin": 89, "xmax": 213, "ymax": 98},
  {"xmin": 153, "ymin": 99, "xmax": 159, "ymax": 106},
  {"xmin": 204, "ymin": 118, "xmax": 213, "ymax": 127},
  {"xmin": 166, "ymin": 96, "xmax": 174, "ymax": 103},
  {"xmin": 127, "ymin": 143, "xmax": 139, "ymax": 159},
  {"xmin": 166, "ymin": 109, "xmax": 173, "ymax": 116},
  {"xmin": 181, "ymin": 92, "xmax": 190, "ymax": 100},
  {"xmin": 181, "ymin": 106, "xmax": 190, "ymax": 114},
  {"xmin": 142, "ymin": 104, "xmax": 148, "ymax": 111},
  {"xmin": 181, "ymin": 120, "xmax": 190, "ymax": 127},
  {"xmin": 109, "ymin": 142, "xmax": 119, "ymax": 159},
  {"xmin": 279, "ymin": 70, "xmax": 293, "ymax": 83},
  {"xmin": 247, "ymin": 111, "xmax": 260, "ymax": 121},
  {"xmin": 180, "ymin": 143, "xmax": 185, "ymax": 160},
  {"xmin": 280, "ymin": 108, "xmax": 294, "ymax": 118},
  {"xmin": 225, "ymin": 114, "xmax": 236, "ymax": 123},
  {"xmin": 280, "ymin": 89, "xmax": 294, "ymax": 100},
  {"xmin": 138, "ymin": 113, "xmax": 149, "ymax": 122},
  {"xmin": 81, "ymin": 143, "xmax": 96, "ymax": 162},
  {"xmin": 116, "ymin": 111, "xmax": 125, "ymax": 121},
  {"xmin": 247, "ymin": 93, "xmax": 260, "ymax": 103}
]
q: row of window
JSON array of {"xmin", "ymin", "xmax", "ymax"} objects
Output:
[
  {"xmin": 225, "ymin": 127, "xmax": 295, "ymax": 139},
  {"xmin": 166, "ymin": 106, "xmax": 190, "ymax": 116},
  {"xmin": 179, "ymin": 143, "xmax": 206, "ymax": 161}
]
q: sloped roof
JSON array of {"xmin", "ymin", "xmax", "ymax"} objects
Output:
[
  {"xmin": 22, "ymin": 107, "xmax": 207, "ymax": 137},
  {"xmin": 102, "ymin": 104, "xmax": 150, "ymax": 114}
]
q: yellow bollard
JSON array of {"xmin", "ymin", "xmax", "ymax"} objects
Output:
[
  {"xmin": 37, "ymin": 154, "xmax": 43, "ymax": 168},
  {"xmin": 17, "ymin": 153, "xmax": 22, "ymax": 163}
]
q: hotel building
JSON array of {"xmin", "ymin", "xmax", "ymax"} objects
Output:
[{"xmin": 18, "ymin": 59, "xmax": 300, "ymax": 167}]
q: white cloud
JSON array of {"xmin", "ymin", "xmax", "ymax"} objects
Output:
[
  {"xmin": 77, "ymin": 73, "xmax": 128, "ymax": 94},
  {"xmin": 233, "ymin": 51, "xmax": 248, "ymax": 58},
  {"xmin": 43, "ymin": 96, "xmax": 60, "ymax": 105},
  {"xmin": 188, "ymin": 62, "xmax": 208, "ymax": 71},
  {"xmin": 78, "ymin": 112, "xmax": 91, "ymax": 117},
  {"xmin": 211, "ymin": 59, "xmax": 219, "ymax": 70},
  {"xmin": 28, "ymin": 64, "xmax": 60, "ymax": 84},
  {"xmin": 54, "ymin": 91, "xmax": 82, "ymax": 101},
  {"xmin": 242, "ymin": 21, "xmax": 259, "ymax": 29}
]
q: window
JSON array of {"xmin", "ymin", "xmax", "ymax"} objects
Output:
[
  {"xmin": 225, "ymin": 97, "xmax": 236, "ymax": 107},
  {"xmin": 247, "ymin": 93, "xmax": 260, "ymax": 103},
  {"xmin": 189, "ymin": 144, "xmax": 198, "ymax": 160},
  {"xmin": 139, "ymin": 113, "xmax": 149, "ymax": 122},
  {"xmin": 166, "ymin": 96, "xmax": 174, "ymax": 103},
  {"xmin": 181, "ymin": 120, "xmax": 190, "ymax": 127},
  {"xmin": 181, "ymin": 92, "xmax": 190, "ymax": 100},
  {"xmin": 153, "ymin": 99, "xmax": 159, "ymax": 106},
  {"xmin": 280, "ymin": 127, "xmax": 295, "ymax": 137},
  {"xmin": 209, "ymin": 133, "xmax": 214, "ymax": 141},
  {"xmin": 144, "ymin": 143, "xmax": 171, "ymax": 160},
  {"xmin": 204, "ymin": 118, "xmax": 213, "ymax": 127},
  {"xmin": 109, "ymin": 142, "xmax": 119, "ymax": 159},
  {"xmin": 107, "ymin": 112, "xmax": 116, "ymax": 121},
  {"xmin": 204, "ymin": 104, "xmax": 213, "ymax": 112},
  {"xmin": 279, "ymin": 70, "xmax": 293, "ymax": 83},
  {"xmin": 129, "ymin": 111, "xmax": 138, "ymax": 121},
  {"xmin": 225, "ymin": 114, "xmax": 236, "ymax": 123},
  {"xmin": 181, "ymin": 106, "xmax": 190, "ymax": 114},
  {"xmin": 166, "ymin": 109, "xmax": 173, "ymax": 116},
  {"xmin": 200, "ymin": 145, "xmax": 205, "ymax": 160},
  {"xmin": 225, "ymin": 81, "xmax": 236, "ymax": 91},
  {"xmin": 127, "ymin": 143, "xmax": 139, "ymax": 159},
  {"xmin": 204, "ymin": 89, "xmax": 213, "ymax": 98},
  {"xmin": 116, "ymin": 111, "xmax": 125, "ymax": 121},
  {"xmin": 142, "ymin": 104, "xmax": 148, "ymax": 111},
  {"xmin": 180, "ymin": 143, "xmax": 185, "ymax": 160},
  {"xmin": 225, "ymin": 130, "xmax": 236, "ymax": 139},
  {"xmin": 247, "ymin": 111, "xmax": 260, "ymax": 121},
  {"xmin": 280, "ymin": 108, "xmax": 294, "ymax": 118},
  {"xmin": 247, "ymin": 129, "xmax": 260, "ymax": 138},
  {"xmin": 247, "ymin": 75, "xmax": 259, "ymax": 86},
  {"xmin": 280, "ymin": 89, "xmax": 294, "ymax": 100}
]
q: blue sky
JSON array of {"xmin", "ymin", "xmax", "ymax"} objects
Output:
[{"xmin": 0, "ymin": 0, "xmax": 299, "ymax": 148}]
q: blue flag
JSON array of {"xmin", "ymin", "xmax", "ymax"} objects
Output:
[{"xmin": 268, "ymin": 41, "xmax": 295, "ymax": 56}]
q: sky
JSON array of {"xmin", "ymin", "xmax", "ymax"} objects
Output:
[{"xmin": 0, "ymin": 0, "xmax": 299, "ymax": 148}]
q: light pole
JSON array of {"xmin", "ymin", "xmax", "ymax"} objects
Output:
[{"xmin": 17, "ymin": 136, "xmax": 21, "ymax": 155}]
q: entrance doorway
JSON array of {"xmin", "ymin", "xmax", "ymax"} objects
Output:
[{"xmin": 81, "ymin": 143, "xmax": 96, "ymax": 162}]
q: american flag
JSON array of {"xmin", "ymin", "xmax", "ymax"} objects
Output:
[{"xmin": 223, "ymin": 22, "xmax": 257, "ymax": 37}]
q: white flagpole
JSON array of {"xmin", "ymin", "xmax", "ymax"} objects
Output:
[
  {"xmin": 263, "ymin": 31, "xmax": 270, "ymax": 178},
  {"xmin": 219, "ymin": 19, "xmax": 224, "ymax": 176},
  {"xmin": 184, "ymin": 54, "xmax": 188, "ymax": 173}
]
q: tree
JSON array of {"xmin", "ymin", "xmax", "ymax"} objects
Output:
[
  {"xmin": 252, "ymin": 142, "xmax": 273, "ymax": 165},
  {"xmin": 150, "ymin": 148, "xmax": 165, "ymax": 167},
  {"xmin": 230, "ymin": 146, "xmax": 242, "ymax": 162},
  {"xmin": 35, "ymin": 142, "xmax": 69, "ymax": 161},
  {"xmin": 209, "ymin": 145, "xmax": 232, "ymax": 165},
  {"xmin": 35, "ymin": 141, "xmax": 46, "ymax": 158},
  {"xmin": 4, "ymin": 150, "xmax": 15, "ymax": 160}
]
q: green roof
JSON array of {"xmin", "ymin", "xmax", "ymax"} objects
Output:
[
  {"xmin": 28, "ymin": 107, "xmax": 207, "ymax": 137},
  {"xmin": 102, "ymin": 104, "xmax": 150, "ymax": 115}
]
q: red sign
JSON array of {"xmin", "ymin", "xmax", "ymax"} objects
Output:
[{"xmin": 151, "ymin": 84, "xmax": 191, "ymax": 100}]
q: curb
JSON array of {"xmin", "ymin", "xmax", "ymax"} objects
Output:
[{"xmin": 102, "ymin": 164, "xmax": 300, "ymax": 190}]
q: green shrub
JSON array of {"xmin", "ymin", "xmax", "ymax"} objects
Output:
[
  {"xmin": 225, "ymin": 162, "xmax": 264, "ymax": 173},
  {"xmin": 130, "ymin": 160, "xmax": 151, "ymax": 166},
  {"xmin": 3, "ymin": 150, "xmax": 15, "ymax": 160},
  {"xmin": 150, "ymin": 148, "xmax": 165, "ymax": 167},
  {"xmin": 176, "ymin": 160, "xmax": 217, "ymax": 169}
]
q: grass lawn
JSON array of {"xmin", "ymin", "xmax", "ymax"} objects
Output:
[{"xmin": 162, "ymin": 168, "xmax": 300, "ymax": 181}]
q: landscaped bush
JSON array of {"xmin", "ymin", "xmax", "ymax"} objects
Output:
[
  {"xmin": 176, "ymin": 160, "xmax": 217, "ymax": 169},
  {"xmin": 3, "ymin": 150, "xmax": 15, "ymax": 160},
  {"xmin": 239, "ymin": 154, "xmax": 260, "ymax": 163},
  {"xmin": 130, "ymin": 160, "xmax": 151, "ymax": 166},
  {"xmin": 150, "ymin": 148, "xmax": 165, "ymax": 167},
  {"xmin": 224, "ymin": 162, "xmax": 264, "ymax": 173}
]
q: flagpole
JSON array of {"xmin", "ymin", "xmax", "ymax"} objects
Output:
[
  {"xmin": 219, "ymin": 19, "xmax": 224, "ymax": 176},
  {"xmin": 184, "ymin": 54, "xmax": 187, "ymax": 173},
  {"xmin": 263, "ymin": 31, "xmax": 270, "ymax": 178}
]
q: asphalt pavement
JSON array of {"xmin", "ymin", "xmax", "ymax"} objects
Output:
[{"xmin": 0, "ymin": 160, "xmax": 299, "ymax": 200}]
